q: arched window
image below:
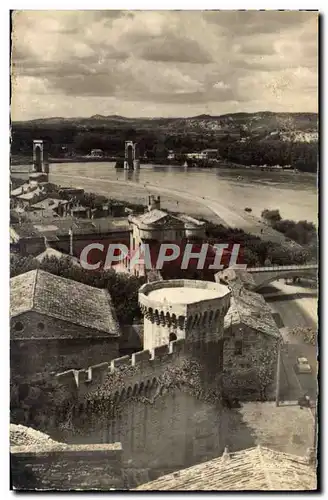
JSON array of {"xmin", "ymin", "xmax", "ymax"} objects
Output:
[
  {"xmin": 14, "ymin": 321, "xmax": 24, "ymax": 332},
  {"xmin": 169, "ymin": 332, "xmax": 177, "ymax": 342},
  {"xmin": 37, "ymin": 322, "xmax": 45, "ymax": 331}
]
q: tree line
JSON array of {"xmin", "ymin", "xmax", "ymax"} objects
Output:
[{"xmin": 11, "ymin": 123, "xmax": 318, "ymax": 172}]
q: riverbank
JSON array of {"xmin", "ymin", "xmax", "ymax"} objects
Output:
[
  {"xmin": 9, "ymin": 155, "xmax": 300, "ymax": 172},
  {"xmin": 43, "ymin": 170, "xmax": 304, "ymax": 251},
  {"xmin": 10, "ymin": 156, "xmax": 124, "ymax": 166},
  {"xmin": 11, "ymin": 161, "xmax": 317, "ymax": 223}
]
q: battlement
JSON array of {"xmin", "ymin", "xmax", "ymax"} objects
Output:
[{"xmin": 55, "ymin": 339, "xmax": 186, "ymax": 396}]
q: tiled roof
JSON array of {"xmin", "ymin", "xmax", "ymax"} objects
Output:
[
  {"xmin": 31, "ymin": 198, "xmax": 68, "ymax": 210},
  {"xmin": 130, "ymin": 209, "xmax": 184, "ymax": 227},
  {"xmin": 35, "ymin": 248, "xmax": 80, "ymax": 266},
  {"xmin": 16, "ymin": 188, "xmax": 44, "ymax": 201},
  {"xmin": 10, "ymin": 217, "xmax": 130, "ymax": 239},
  {"xmin": 10, "ymin": 269, "xmax": 120, "ymax": 336},
  {"xmin": 176, "ymin": 214, "xmax": 205, "ymax": 227},
  {"xmin": 136, "ymin": 446, "xmax": 316, "ymax": 491},
  {"xmin": 224, "ymin": 286, "xmax": 281, "ymax": 339},
  {"xmin": 11, "ymin": 185, "xmax": 27, "ymax": 197},
  {"xmin": 216, "ymin": 268, "xmax": 257, "ymax": 290}
]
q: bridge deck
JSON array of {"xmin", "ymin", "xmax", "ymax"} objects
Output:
[{"xmin": 247, "ymin": 264, "xmax": 318, "ymax": 273}]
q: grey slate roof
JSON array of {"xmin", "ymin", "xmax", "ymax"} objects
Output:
[
  {"xmin": 10, "ymin": 217, "xmax": 130, "ymax": 239},
  {"xmin": 136, "ymin": 446, "xmax": 316, "ymax": 491},
  {"xmin": 35, "ymin": 248, "xmax": 80, "ymax": 267},
  {"xmin": 10, "ymin": 269, "xmax": 120, "ymax": 336},
  {"xmin": 130, "ymin": 209, "xmax": 185, "ymax": 227},
  {"xmin": 31, "ymin": 198, "xmax": 68, "ymax": 210},
  {"xmin": 224, "ymin": 285, "xmax": 281, "ymax": 339}
]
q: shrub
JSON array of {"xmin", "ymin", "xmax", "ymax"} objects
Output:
[{"xmin": 261, "ymin": 209, "xmax": 282, "ymax": 223}]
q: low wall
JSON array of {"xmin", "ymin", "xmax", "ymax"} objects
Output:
[{"xmin": 11, "ymin": 443, "xmax": 124, "ymax": 491}]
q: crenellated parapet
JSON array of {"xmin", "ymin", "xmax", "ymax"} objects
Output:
[
  {"xmin": 139, "ymin": 279, "xmax": 231, "ymax": 349},
  {"xmin": 55, "ymin": 338, "xmax": 187, "ymax": 400}
]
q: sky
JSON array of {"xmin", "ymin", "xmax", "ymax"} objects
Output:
[{"xmin": 11, "ymin": 10, "xmax": 318, "ymax": 120}]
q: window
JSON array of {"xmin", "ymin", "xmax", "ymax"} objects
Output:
[
  {"xmin": 169, "ymin": 332, "xmax": 177, "ymax": 342},
  {"xmin": 234, "ymin": 340, "xmax": 243, "ymax": 356},
  {"xmin": 37, "ymin": 322, "xmax": 45, "ymax": 331},
  {"xmin": 14, "ymin": 321, "xmax": 24, "ymax": 332}
]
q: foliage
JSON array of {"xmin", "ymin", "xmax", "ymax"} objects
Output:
[
  {"xmin": 218, "ymin": 140, "xmax": 318, "ymax": 172},
  {"xmin": 11, "ymin": 114, "xmax": 318, "ymax": 172},
  {"xmin": 290, "ymin": 327, "xmax": 317, "ymax": 345},
  {"xmin": 223, "ymin": 340, "xmax": 278, "ymax": 401},
  {"xmin": 204, "ymin": 221, "xmax": 313, "ymax": 267},
  {"xmin": 261, "ymin": 209, "xmax": 282, "ymax": 223},
  {"xmin": 273, "ymin": 219, "xmax": 317, "ymax": 246}
]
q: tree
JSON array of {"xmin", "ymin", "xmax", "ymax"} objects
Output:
[{"xmin": 261, "ymin": 209, "xmax": 282, "ymax": 224}]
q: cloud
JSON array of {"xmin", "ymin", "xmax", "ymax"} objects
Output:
[
  {"xmin": 213, "ymin": 81, "xmax": 230, "ymax": 90},
  {"xmin": 11, "ymin": 10, "xmax": 318, "ymax": 119},
  {"xmin": 136, "ymin": 35, "xmax": 213, "ymax": 64}
]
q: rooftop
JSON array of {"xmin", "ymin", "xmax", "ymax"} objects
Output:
[
  {"xmin": 10, "ymin": 217, "xmax": 130, "ymax": 239},
  {"xmin": 130, "ymin": 209, "xmax": 185, "ymax": 227},
  {"xmin": 16, "ymin": 188, "xmax": 44, "ymax": 201},
  {"xmin": 10, "ymin": 269, "xmax": 120, "ymax": 336},
  {"xmin": 139, "ymin": 279, "xmax": 231, "ymax": 312},
  {"xmin": 148, "ymin": 287, "xmax": 222, "ymax": 304},
  {"xmin": 217, "ymin": 267, "xmax": 257, "ymax": 290},
  {"xmin": 35, "ymin": 247, "xmax": 80, "ymax": 266},
  {"xmin": 31, "ymin": 198, "xmax": 68, "ymax": 210},
  {"xmin": 224, "ymin": 286, "xmax": 281, "ymax": 339},
  {"xmin": 136, "ymin": 446, "xmax": 316, "ymax": 491},
  {"xmin": 216, "ymin": 268, "xmax": 281, "ymax": 338}
]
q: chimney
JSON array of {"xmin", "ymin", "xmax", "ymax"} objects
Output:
[{"xmin": 148, "ymin": 195, "xmax": 161, "ymax": 212}]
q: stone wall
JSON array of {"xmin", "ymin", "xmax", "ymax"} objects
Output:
[
  {"xmin": 223, "ymin": 324, "xmax": 279, "ymax": 398},
  {"xmin": 11, "ymin": 443, "xmax": 124, "ymax": 490},
  {"xmin": 42, "ymin": 339, "xmax": 224, "ymax": 479},
  {"xmin": 61, "ymin": 389, "xmax": 223, "ymax": 477},
  {"xmin": 10, "ymin": 311, "xmax": 119, "ymax": 384}
]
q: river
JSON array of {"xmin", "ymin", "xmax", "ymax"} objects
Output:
[{"xmin": 12, "ymin": 162, "xmax": 318, "ymax": 226}]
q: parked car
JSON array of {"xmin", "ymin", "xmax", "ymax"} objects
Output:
[{"xmin": 295, "ymin": 357, "xmax": 312, "ymax": 374}]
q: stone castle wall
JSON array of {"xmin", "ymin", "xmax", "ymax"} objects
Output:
[{"xmin": 50, "ymin": 339, "xmax": 224, "ymax": 477}]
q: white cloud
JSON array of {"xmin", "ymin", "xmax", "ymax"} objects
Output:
[
  {"xmin": 11, "ymin": 10, "xmax": 318, "ymax": 119},
  {"xmin": 213, "ymin": 81, "xmax": 230, "ymax": 90}
]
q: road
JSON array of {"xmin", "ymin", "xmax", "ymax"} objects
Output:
[
  {"xmin": 48, "ymin": 172, "xmax": 297, "ymax": 246},
  {"xmin": 262, "ymin": 281, "xmax": 318, "ymax": 406}
]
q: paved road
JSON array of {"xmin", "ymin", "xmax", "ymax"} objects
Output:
[
  {"xmin": 49, "ymin": 172, "xmax": 297, "ymax": 246},
  {"xmin": 262, "ymin": 281, "xmax": 318, "ymax": 409}
]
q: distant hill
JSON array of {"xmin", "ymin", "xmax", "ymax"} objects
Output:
[{"xmin": 14, "ymin": 111, "xmax": 318, "ymax": 136}]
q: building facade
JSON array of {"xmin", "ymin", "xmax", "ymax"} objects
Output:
[{"xmin": 10, "ymin": 270, "xmax": 121, "ymax": 389}]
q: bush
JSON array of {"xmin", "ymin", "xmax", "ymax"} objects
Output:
[
  {"xmin": 290, "ymin": 327, "xmax": 317, "ymax": 345},
  {"xmin": 273, "ymin": 218, "xmax": 317, "ymax": 246},
  {"xmin": 261, "ymin": 209, "xmax": 282, "ymax": 223}
]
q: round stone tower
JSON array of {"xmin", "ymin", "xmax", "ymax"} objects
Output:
[
  {"xmin": 139, "ymin": 279, "xmax": 230, "ymax": 348},
  {"xmin": 139, "ymin": 279, "xmax": 231, "ymax": 387}
]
